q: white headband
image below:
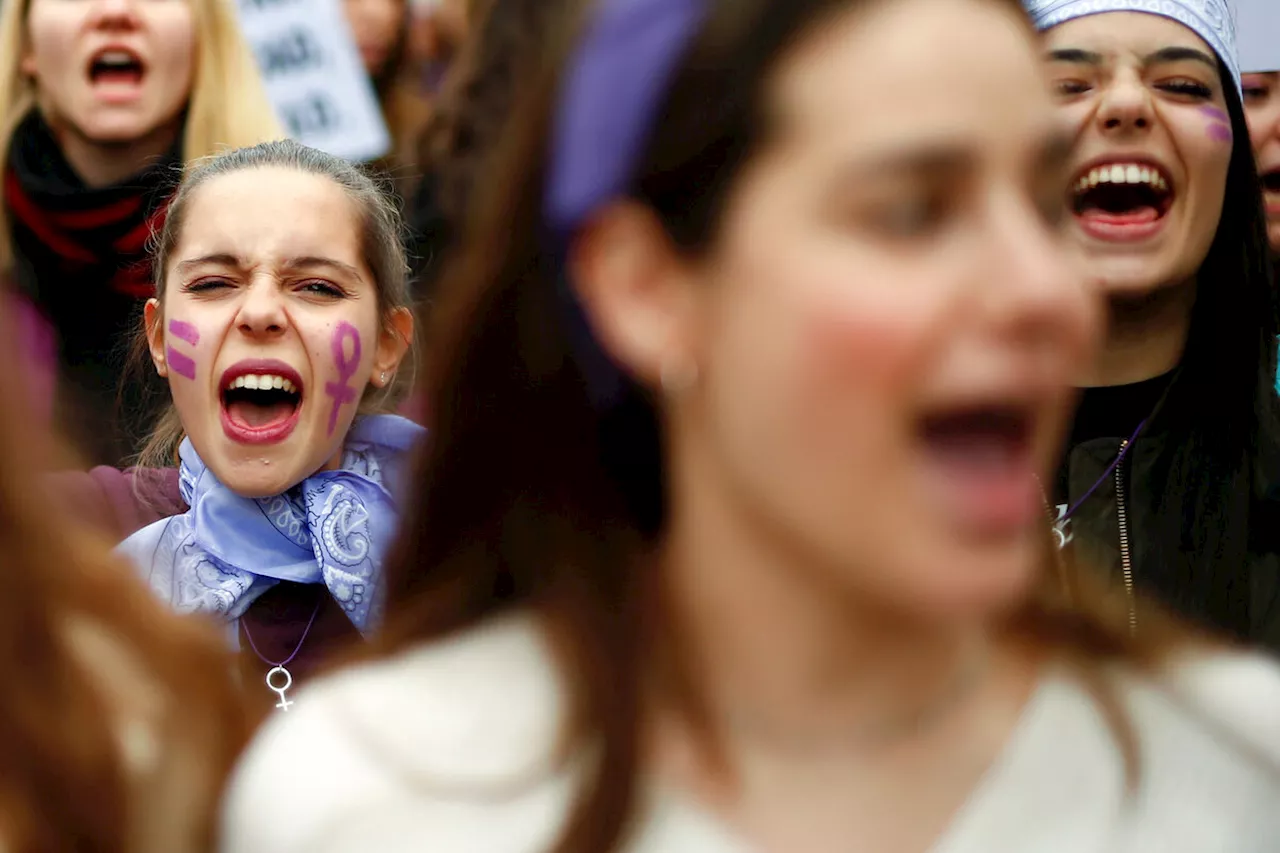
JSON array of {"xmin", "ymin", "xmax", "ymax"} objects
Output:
[{"xmin": 1023, "ymin": 0, "xmax": 1241, "ymax": 95}]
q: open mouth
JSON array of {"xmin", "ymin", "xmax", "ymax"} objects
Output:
[
  {"xmin": 919, "ymin": 406, "xmax": 1032, "ymax": 471},
  {"xmin": 1071, "ymin": 161, "xmax": 1174, "ymax": 230},
  {"xmin": 1261, "ymin": 169, "xmax": 1280, "ymax": 209},
  {"xmin": 916, "ymin": 404, "xmax": 1040, "ymax": 531},
  {"xmin": 87, "ymin": 48, "xmax": 146, "ymax": 86},
  {"xmin": 219, "ymin": 363, "xmax": 304, "ymax": 444}
]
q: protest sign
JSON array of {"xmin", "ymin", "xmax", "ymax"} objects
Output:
[{"xmin": 235, "ymin": 0, "xmax": 390, "ymax": 162}]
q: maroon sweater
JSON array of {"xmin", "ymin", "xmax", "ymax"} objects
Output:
[{"xmin": 44, "ymin": 465, "xmax": 362, "ymax": 699}]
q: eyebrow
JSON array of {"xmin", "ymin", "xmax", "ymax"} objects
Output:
[
  {"xmin": 1047, "ymin": 48, "xmax": 1102, "ymax": 65},
  {"xmin": 283, "ymin": 256, "xmax": 365, "ymax": 281},
  {"xmin": 175, "ymin": 253, "xmax": 364, "ymax": 282},
  {"xmin": 1143, "ymin": 46, "xmax": 1217, "ymax": 70},
  {"xmin": 850, "ymin": 142, "xmax": 974, "ymax": 179},
  {"xmin": 1046, "ymin": 45, "xmax": 1218, "ymax": 71}
]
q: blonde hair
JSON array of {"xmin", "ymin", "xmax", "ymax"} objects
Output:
[{"xmin": 0, "ymin": 0, "xmax": 282, "ymax": 270}]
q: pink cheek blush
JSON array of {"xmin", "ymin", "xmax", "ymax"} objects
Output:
[
  {"xmin": 166, "ymin": 346, "xmax": 197, "ymax": 380},
  {"xmin": 324, "ymin": 321, "xmax": 362, "ymax": 436}
]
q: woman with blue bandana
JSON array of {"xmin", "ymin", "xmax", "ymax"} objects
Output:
[
  {"xmin": 224, "ymin": 1, "xmax": 1280, "ymax": 851},
  {"xmin": 1028, "ymin": 0, "xmax": 1280, "ymax": 648},
  {"xmin": 116, "ymin": 139, "xmax": 423, "ymax": 712}
]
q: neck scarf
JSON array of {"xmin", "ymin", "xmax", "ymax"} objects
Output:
[
  {"xmin": 1022, "ymin": 0, "xmax": 1240, "ymax": 94},
  {"xmin": 5, "ymin": 109, "xmax": 180, "ymax": 299},
  {"xmin": 117, "ymin": 415, "xmax": 425, "ymax": 636}
]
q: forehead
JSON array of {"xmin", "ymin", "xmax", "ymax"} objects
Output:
[
  {"xmin": 174, "ymin": 167, "xmax": 362, "ymax": 261},
  {"xmin": 768, "ymin": 0, "xmax": 1054, "ymax": 162},
  {"xmin": 1043, "ymin": 12, "xmax": 1213, "ymax": 57}
]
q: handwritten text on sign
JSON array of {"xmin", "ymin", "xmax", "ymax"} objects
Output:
[{"xmin": 236, "ymin": 0, "xmax": 390, "ymax": 162}]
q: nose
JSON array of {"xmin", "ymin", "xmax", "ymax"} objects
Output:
[
  {"xmin": 89, "ymin": 0, "xmax": 142, "ymax": 27},
  {"xmin": 982, "ymin": 198, "xmax": 1098, "ymax": 364},
  {"xmin": 1094, "ymin": 70, "xmax": 1154, "ymax": 137},
  {"xmin": 234, "ymin": 279, "xmax": 289, "ymax": 339}
]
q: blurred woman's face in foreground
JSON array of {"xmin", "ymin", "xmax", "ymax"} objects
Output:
[
  {"xmin": 1243, "ymin": 72, "xmax": 1280, "ymax": 251},
  {"xmin": 584, "ymin": 0, "xmax": 1096, "ymax": 621}
]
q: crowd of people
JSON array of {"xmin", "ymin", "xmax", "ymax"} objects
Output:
[{"xmin": 2, "ymin": 0, "xmax": 1280, "ymax": 850}]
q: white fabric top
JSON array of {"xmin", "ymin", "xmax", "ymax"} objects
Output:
[{"xmin": 220, "ymin": 616, "xmax": 1280, "ymax": 853}]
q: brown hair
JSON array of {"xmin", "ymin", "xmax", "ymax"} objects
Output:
[
  {"xmin": 377, "ymin": 1, "xmax": 1204, "ymax": 852},
  {"xmin": 417, "ymin": 0, "xmax": 564, "ymax": 227},
  {"xmin": 0, "ymin": 306, "xmax": 250, "ymax": 851},
  {"xmin": 133, "ymin": 139, "xmax": 415, "ymax": 469},
  {"xmin": 367, "ymin": 0, "xmax": 433, "ymax": 203}
]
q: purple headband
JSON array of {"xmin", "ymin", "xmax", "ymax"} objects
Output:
[
  {"xmin": 544, "ymin": 0, "xmax": 710, "ymax": 238},
  {"xmin": 545, "ymin": 0, "xmax": 711, "ymax": 411}
]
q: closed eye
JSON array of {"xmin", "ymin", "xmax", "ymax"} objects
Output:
[
  {"xmin": 183, "ymin": 277, "xmax": 233, "ymax": 293},
  {"xmin": 297, "ymin": 280, "xmax": 346, "ymax": 298},
  {"xmin": 1053, "ymin": 79, "xmax": 1092, "ymax": 97},
  {"xmin": 1157, "ymin": 79, "xmax": 1212, "ymax": 99},
  {"xmin": 1243, "ymin": 84, "xmax": 1271, "ymax": 103}
]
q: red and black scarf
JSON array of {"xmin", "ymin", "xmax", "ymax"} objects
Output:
[
  {"xmin": 4, "ymin": 110, "xmax": 182, "ymax": 466},
  {"xmin": 5, "ymin": 110, "xmax": 179, "ymax": 299}
]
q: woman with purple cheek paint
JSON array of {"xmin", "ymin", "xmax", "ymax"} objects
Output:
[
  {"xmin": 1026, "ymin": 0, "xmax": 1280, "ymax": 649},
  {"xmin": 114, "ymin": 140, "xmax": 425, "ymax": 714},
  {"xmin": 223, "ymin": 1, "xmax": 1280, "ymax": 851}
]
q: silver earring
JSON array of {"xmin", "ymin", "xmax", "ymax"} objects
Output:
[
  {"xmin": 380, "ymin": 372, "xmax": 388, "ymax": 385},
  {"xmin": 660, "ymin": 357, "xmax": 698, "ymax": 396}
]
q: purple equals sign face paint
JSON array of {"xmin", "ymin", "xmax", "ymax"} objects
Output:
[
  {"xmin": 1198, "ymin": 105, "xmax": 1233, "ymax": 143},
  {"xmin": 166, "ymin": 319, "xmax": 199, "ymax": 381}
]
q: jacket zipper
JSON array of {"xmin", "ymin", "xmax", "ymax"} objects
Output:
[{"xmin": 1115, "ymin": 439, "xmax": 1137, "ymax": 636}]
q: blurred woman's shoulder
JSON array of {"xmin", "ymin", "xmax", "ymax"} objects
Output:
[
  {"xmin": 221, "ymin": 621, "xmax": 1280, "ymax": 853},
  {"xmin": 1144, "ymin": 649, "xmax": 1280, "ymax": 766},
  {"xmin": 220, "ymin": 614, "xmax": 571, "ymax": 853}
]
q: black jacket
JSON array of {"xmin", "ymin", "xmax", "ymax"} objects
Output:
[{"xmin": 1055, "ymin": 415, "xmax": 1280, "ymax": 651}]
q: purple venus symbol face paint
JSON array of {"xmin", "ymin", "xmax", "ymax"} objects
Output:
[
  {"xmin": 1198, "ymin": 105, "xmax": 1233, "ymax": 143},
  {"xmin": 166, "ymin": 319, "xmax": 200, "ymax": 380},
  {"xmin": 325, "ymin": 322, "xmax": 362, "ymax": 435}
]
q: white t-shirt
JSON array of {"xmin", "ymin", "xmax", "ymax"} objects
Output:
[{"xmin": 220, "ymin": 616, "xmax": 1280, "ymax": 853}]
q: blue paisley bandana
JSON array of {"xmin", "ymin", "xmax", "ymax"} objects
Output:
[{"xmin": 117, "ymin": 414, "xmax": 425, "ymax": 640}]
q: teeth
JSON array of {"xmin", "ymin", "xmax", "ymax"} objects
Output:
[
  {"xmin": 1075, "ymin": 162, "xmax": 1169, "ymax": 194},
  {"xmin": 95, "ymin": 50, "xmax": 137, "ymax": 67},
  {"xmin": 227, "ymin": 374, "xmax": 298, "ymax": 394}
]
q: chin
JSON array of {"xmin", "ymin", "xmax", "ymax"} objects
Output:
[
  {"xmin": 212, "ymin": 457, "xmax": 307, "ymax": 500},
  {"xmin": 1086, "ymin": 263, "xmax": 1185, "ymax": 301},
  {"xmin": 878, "ymin": 538, "xmax": 1040, "ymax": 625},
  {"xmin": 78, "ymin": 111, "xmax": 180, "ymax": 146}
]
